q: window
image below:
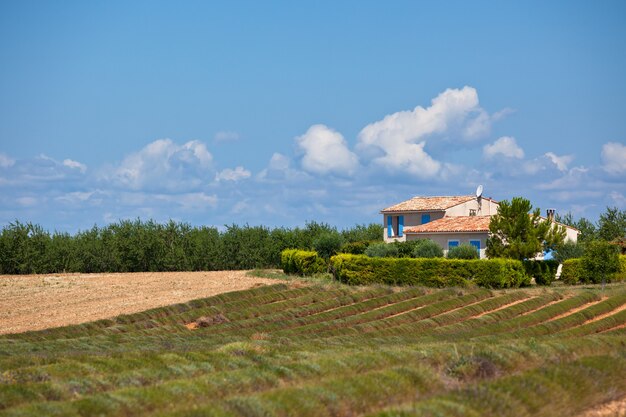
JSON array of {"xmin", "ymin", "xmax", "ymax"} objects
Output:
[
  {"xmin": 469, "ymin": 240, "xmax": 481, "ymax": 255},
  {"xmin": 387, "ymin": 215, "xmax": 404, "ymax": 237},
  {"xmin": 469, "ymin": 209, "xmax": 477, "ymax": 216},
  {"xmin": 448, "ymin": 240, "xmax": 459, "ymax": 250},
  {"xmin": 421, "ymin": 214, "xmax": 431, "ymax": 224}
]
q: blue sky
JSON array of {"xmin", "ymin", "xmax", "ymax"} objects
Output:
[{"xmin": 1, "ymin": 1, "xmax": 625, "ymax": 232}]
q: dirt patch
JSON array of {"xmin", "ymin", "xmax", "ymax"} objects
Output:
[
  {"xmin": 0, "ymin": 271, "xmax": 280, "ymax": 334},
  {"xmin": 577, "ymin": 395, "xmax": 626, "ymax": 417}
]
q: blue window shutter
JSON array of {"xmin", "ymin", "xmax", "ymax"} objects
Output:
[
  {"xmin": 387, "ymin": 216, "xmax": 393, "ymax": 238},
  {"xmin": 448, "ymin": 240, "xmax": 459, "ymax": 249},
  {"xmin": 421, "ymin": 214, "xmax": 431, "ymax": 224},
  {"xmin": 398, "ymin": 216, "xmax": 404, "ymax": 237}
]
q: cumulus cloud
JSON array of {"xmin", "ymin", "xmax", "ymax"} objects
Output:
[
  {"xmin": 215, "ymin": 166, "xmax": 251, "ymax": 182},
  {"xmin": 356, "ymin": 86, "xmax": 503, "ymax": 178},
  {"xmin": 214, "ymin": 131, "xmax": 240, "ymax": 142},
  {"xmin": 544, "ymin": 152, "xmax": 573, "ymax": 172},
  {"xmin": 296, "ymin": 124, "xmax": 359, "ymax": 176},
  {"xmin": 63, "ymin": 158, "xmax": 87, "ymax": 173},
  {"xmin": 483, "ymin": 136, "xmax": 525, "ymax": 159},
  {"xmin": 0, "ymin": 153, "xmax": 15, "ymax": 168},
  {"xmin": 107, "ymin": 139, "xmax": 213, "ymax": 191},
  {"xmin": 601, "ymin": 142, "xmax": 626, "ymax": 174}
]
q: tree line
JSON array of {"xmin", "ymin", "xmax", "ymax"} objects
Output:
[{"xmin": 0, "ymin": 220, "xmax": 383, "ymax": 275}]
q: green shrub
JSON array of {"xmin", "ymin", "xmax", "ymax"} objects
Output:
[
  {"xmin": 447, "ymin": 244, "xmax": 479, "ymax": 260},
  {"xmin": 582, "ymin": 240, "xmax": 621, "ymax": 284},
  {"xmin": 313, "ymin": 232, "xmax": 343, "ymax": 259},
  {"xmin": 522, "ymin": 260, "xmax": 558, "ymax": 286},
  {"xmin": 330, "ymin": 254, "xmax": 527, "ymax": 288},
  {"xmin": 412, "ymin": 239, "xmax": 444, "ymax": 258},
  {"xmin": 364, "ymin": 242, "xmax": 399, "ymax": 258},
  {"xmin": 560, "ymin": 258, "xmax": 585, "ymax": 285},
  {"xmin": 281, "ymin": 249, "xmax": 326, "ymax": 276},
  {"xmin": 339, "ymin": 241, "xmax": 372, "ymax": 255},
  {"xmin": 391, "ymin": 240, "xmax": 420, "ymax": 257}
]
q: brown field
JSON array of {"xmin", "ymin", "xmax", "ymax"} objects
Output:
[{"xmin": 0, "ymin": 271, "xmax": 280, "ymax": 335}]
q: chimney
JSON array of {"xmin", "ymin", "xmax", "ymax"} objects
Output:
[{"xmin": 546, "ymin": 208, "xmax": 555, "ymax": 221}]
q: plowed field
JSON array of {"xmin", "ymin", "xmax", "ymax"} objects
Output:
[{"xmin": 0, "ymin": 271, "xmax": 278, "ymax": 334}]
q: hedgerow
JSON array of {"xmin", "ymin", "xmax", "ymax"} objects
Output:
[
  {"xmin": 280, "ymin": 249, "xmax": 326, "ymax": 276},
  {"xmin": 560, "ymin": 254, "xmax": 626, "ymax": 285},
  {"xmin": 330, "ymin": 254, "xmax": 528, "ymax": 288}
]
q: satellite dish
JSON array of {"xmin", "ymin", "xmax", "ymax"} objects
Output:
[{"xmin": 476, "ymin": 185, "xmax": 483, "ymax": 199}]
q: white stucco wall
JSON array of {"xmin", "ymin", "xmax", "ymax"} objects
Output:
[
  {"xmin": 383, "ymin": 211, "xmax": 445, "ymax": 242},
  {"xmin": 445, "ymin": 198, "xmax": 499, "ymax": 217}
]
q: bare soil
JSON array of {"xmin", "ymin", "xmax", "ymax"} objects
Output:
[
  {"xmin": 0, "ymin": 271, "xmax": 280, "ymax": 335},
  {"xmin": 578, "ymin": 396, "xmax": 626, "ymax": 417}
]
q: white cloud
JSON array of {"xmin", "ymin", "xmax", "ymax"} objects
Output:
[
  {"xmin": 108, "ymin": 139, "xmax": 213, "ymax": 190},
  {"xmin": 215, "ymin": 166, "xmax": 251, "ymax": 182},
  {"xmin": 63, "ymin": 158, "xmax": 87, "ymax": 173},
  {"xmin": 483, "ymin": 136, "xmax": 524, "ymax": 159},
  {"xmin": 601, "ymin": 142, "xmax": 626, "ymax": 174},
  {"xmin": 544, "ymin": 152, "xmax": 574, "ymax": 172},
  {"xmin": 16, "ymin": 196, "xmax": 37, "ymax": 207},
  {"xmin": 0, "ymin": 153, "xmax": 15, "ymax": 168},
  {"xmin": 356, "ymin": 86, "xmax": 502, "ymax": 178},
  {"xmin": 214, "ymin": 131, "xmax": 240, "ymax": 142},
  {"xmin": 296, "ymin": 124, "xmax": 359, "ymax": 176},
  {"xmin": 175, "ymin": 192, "xmax": 218, "ymax": 210}
]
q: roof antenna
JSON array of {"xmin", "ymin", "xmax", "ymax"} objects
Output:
[{"xmin": 476, "ymin": 185, "xmax": 483, "ymax": 212}]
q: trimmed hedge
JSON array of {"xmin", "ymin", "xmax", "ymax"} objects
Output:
[
  {"xmin": 281, "ymin": 249, "xmax": 327, "ymax": 276},
  {"xmin": 561, "ymin": 255, "xmax": 626, "ymax": 285},
  {"xmin": 330, "ymin": 254, "xmax": 528, "ymax": 289},
  {"xmin": 560, "ymin": 258, "xmax": 586, "ymax": 285}
]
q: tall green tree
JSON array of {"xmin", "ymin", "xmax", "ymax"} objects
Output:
[
  {"xmin": 597, "ymin": 206, "xmax": 626, "ymax": 242},
  {"xmin": 486, "ymin": 197, "xmax": 566, "ymax": 260}
]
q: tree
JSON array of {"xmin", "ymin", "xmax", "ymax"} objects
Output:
[
  {"xmin": 554, "ymin": 240, "xmax": 585, "ymax": 263},
  {"xmin": 597, "ymin": 207, "xmax": 626, "ymax": 242},
  {"xmin": 582, "ymin": 240, "xmax": 621, "ymax": 284},
  {"xmin": 313, "ymin": 232, "xmax": 343, "ymax": 259},
  {"xmin": 486, "ymin": 197, "xmax": 566, "ymax": 260},
  {"xmin": 555, "ymin": 212, "xmax": 596, "ymax": 242}
]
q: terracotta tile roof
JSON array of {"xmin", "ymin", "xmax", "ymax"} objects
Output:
[
  {"xmin": 381, "ymin": 195, "xmax": 476, "ymax": 213},
  {"xmin": 404, "ymin": 215, "xmax": 492, "ymax": 234}
]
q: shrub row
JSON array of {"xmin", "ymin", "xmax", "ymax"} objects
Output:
[
  {"xmin": 281, "ymin": 249, "xmax": 327, "ymax": 276},
  {"xmin": 330, "ymin": 254, "xmax": 528, "ymax": 288},
  {"xmin": 561, "ymin": 255, "xmax": 626, "ymax": 285}
]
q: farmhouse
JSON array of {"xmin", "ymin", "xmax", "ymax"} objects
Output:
[{"xmin": 381, "ymin": 194, "xmax": 578, "ymax": 259}]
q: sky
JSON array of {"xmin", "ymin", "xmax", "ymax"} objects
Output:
[{"xmin": 1, "ymin": 0, "xmax": 625, "ymax": 232}]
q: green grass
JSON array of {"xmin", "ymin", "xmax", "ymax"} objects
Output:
[{"xmin": 1, "ymin": 278, "xmax": 625, "ymax": 417}]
